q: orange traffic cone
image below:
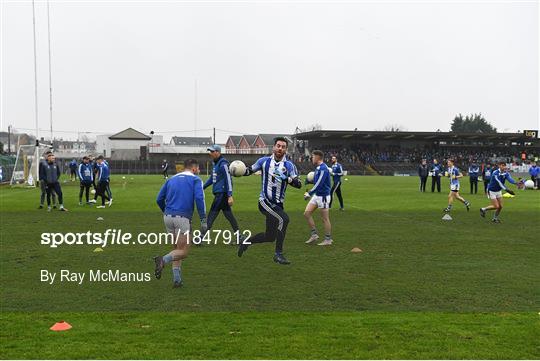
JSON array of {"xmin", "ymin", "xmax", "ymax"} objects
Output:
[{"xmin": 50, "ymin": 321, "xmax": 72, "ymax": 331}]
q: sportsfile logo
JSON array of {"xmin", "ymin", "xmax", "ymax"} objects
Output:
[{"xmin": 40, "ymin": 229, "xmax": 252, "ymax": 248}]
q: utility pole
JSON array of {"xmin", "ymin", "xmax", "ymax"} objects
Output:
[{"xmin": 7, "ymin": 125, "xmax": 11, "ymax": 155}]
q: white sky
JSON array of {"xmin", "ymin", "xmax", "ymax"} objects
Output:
[{"xmin": 1, "ymin": 0, "xmax": 538, "ymax": 142}]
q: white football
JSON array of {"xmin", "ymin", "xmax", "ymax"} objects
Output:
[
  {"xmin": 306, "ymin": 171, "xmax": 315, "ymax": 183},
  {"xmin": 91, "ymin": 189, "xmax": 96, "ymax": 194},
  {"xmin": 524, "ymin": 179, "xmax": 535, "ymax": 189},
  {"xmin": 229, "ymin": 160, "xmax": 246, "ymax": 177}
]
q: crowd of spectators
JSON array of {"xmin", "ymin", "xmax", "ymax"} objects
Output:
[{"xmin": 293, "ymin": 143, "xmax": 533, "ymax": 166}]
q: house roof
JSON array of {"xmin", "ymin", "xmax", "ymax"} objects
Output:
[
  {"xmin": 257, "ymin": 134, "xmax": 292, "ymax": 146},
  {"xmin": 227, "ymin": 136, "xmax": 243, "ymax": 146},
  {"xmin": 109, "ymin": 128, "xmax": 151, "ymax": 140},
  {"xmin": 242, "ymin": 135, "xmax": 258, "ymax": 145},
  {"xmin": 171, "ymin": 136, "xmax": 214, "ymax": 146}
]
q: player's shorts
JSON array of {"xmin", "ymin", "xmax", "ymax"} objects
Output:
[
  {"xmin": 487, "ymin": 190, "xmax": 503, "ymax": 200},
  {"xmin": 309, "ymin": 195, "xmax": 331, "ymax": 209},
  {"xmin": 450, "ymin": 184, "xmax": 460, "ymax": 192},
  {"xmin": 164, "ymin": 214, "xmax": 191, "ymax": 237}
]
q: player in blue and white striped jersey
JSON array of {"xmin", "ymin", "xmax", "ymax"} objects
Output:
[
  {"xmin": 237, "ymin": 136, "xmax": 302, "ymax": 265},
  {"xmin": 480, "ymin": 162, "xmax": 517, "ymax": 223},
  {"xmin": 443, "ymin": 159, "xmax": 471, "ymax": 214},
  {"xmin": 304, "ymin": 150, "xmax": 333, "ymax": 246}
]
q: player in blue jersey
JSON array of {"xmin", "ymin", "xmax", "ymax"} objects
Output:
[
  {"xmin": 304, "ymin": 150, "xmax": 333, "ymax": 246},
  {"xmin": 430, "ymin": 159, "xmax": 443, "ymax": 192},
  {"xmin": 237, "ymin": 137, "xmax": 302, "ymax": 265},
  {"xmin": 529, "ymin": 162, "xmax": 539, "ymax": 189},
  {"xmin": 203, "ymin": 145, "xmax": 241, "ymax": 235},
  {"xmin": 468, "ymin": 162, "xmax": 480, "ymax": 194},
  {"xmin": 154, "ymin": 159, "xmax": 207, "ymax": 288},
  {"xmin": 78, "ymin": 156, "xmax": 94, "ymax": 205},
  {"xmin": 94, "ymin": 156, "xmax": 111, "ymax": 208},
  {"xmin": 480, "ymin": 162, "xmax": 517, "ymax": 223},
  {"xmin": 103, "ymin": 159, "xmax": 113, "ymax": 204},
  {"xmin": 443, "ymin": 159, "xmax": 471, "ymax": 213},
  {"xmin": 329, "ymin": 155, "xmax": 345, "ymax": 210},
  {"xmin": 69, "ymin": 159, "xmax": 78, "ymax": 181},
  {"xmin": 482, "ymin": 163, "xmax": 493, "ymax": 195}
]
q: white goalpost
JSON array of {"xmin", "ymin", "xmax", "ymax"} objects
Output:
[{"xmin": 10, "ymin": 144, "xmax": 52, "ymax": 187}]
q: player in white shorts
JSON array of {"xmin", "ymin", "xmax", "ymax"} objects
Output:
[
  {"xmin": 480, "ymin": 162, "xmax": 517, "ymax": 223},
  {"xmin": 309, "ymin": 194, "xmax": 331, "ymax": 209},
  {"xmin": 444, "ymin": 159, "xmax": 471, "ymax": 213},
  {"xmin": 304, "ymin": 150, "xmax": 333, "ymax": 246}
]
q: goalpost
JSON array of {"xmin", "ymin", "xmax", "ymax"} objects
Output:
[{"xmin": 10, "ymin": 144, "xmax": 52, "ymax": 187}]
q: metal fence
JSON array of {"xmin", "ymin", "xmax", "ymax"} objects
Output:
[{"xmin": 0, "ymin": 155, "xmax": 16, "ymax": 184}]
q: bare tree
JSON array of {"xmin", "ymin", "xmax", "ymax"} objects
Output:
[
  {"xmin": 297, "ymin": 123, "xmax": 323, "ymax": 133},
  {"xmin": 381, "ymin": 124, "xmax": 407, "ymax": 132}
]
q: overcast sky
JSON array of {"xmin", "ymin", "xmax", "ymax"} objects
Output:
[{"xmin": 1, "ymin": 0, "xmax": 538, "ymax": 142}]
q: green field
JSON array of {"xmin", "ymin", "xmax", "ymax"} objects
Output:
[{"xmin": 1, "ymin": 175, "xmax": 539, "ymax": 359}]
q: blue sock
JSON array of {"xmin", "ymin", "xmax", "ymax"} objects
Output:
[
  {"xmin": 163, "ymin": 254, "xmax": 173, "ymax": 264},
  {"xmin": 172, "ymin": 267, "xmax": 181, "ymax": 283}
]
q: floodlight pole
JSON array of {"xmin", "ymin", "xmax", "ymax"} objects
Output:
[{"xmin": 7, "ymin": 125, "xmax": 11, "ymax": 155}]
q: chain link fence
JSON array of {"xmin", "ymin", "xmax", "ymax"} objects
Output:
[{"xmin": 0, "ymin": 155, "xmax": 16, "ymax": 184}]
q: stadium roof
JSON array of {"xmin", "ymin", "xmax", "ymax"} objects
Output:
[
  {"xmin": 293, "ymin": 130, "xmax": 537, "ymax": 143},
  {"xmin": 170, "ymin": 136, "xmax": 214, "ymax": 146}
]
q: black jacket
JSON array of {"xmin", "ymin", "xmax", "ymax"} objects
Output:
[
  {"xmin": 418, "ymin": 164, "xmax": 429, "ymax": 177},
  {"xmin": 39, "ymin": 161, "xmax": 61, "ymax": 184}
]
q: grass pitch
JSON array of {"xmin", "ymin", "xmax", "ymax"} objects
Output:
[{"xmin": 1, "ymin": 175, "xmax": 539, "ymax": 359}]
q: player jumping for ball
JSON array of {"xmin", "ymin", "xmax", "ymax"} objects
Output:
[
  {"xmin": 443, "ymin": 159, "xmax": 471, "ymax": 213},
  {"xmin": 237, "ymin": 137, "xmax": 302, "ymax": 265},
  {"xmin": 304, "ymin": 150, "xmax": 333, "ymax": 246},
  {"xmin": 480, "ymin": 161, "xmax": 517, "ymax": 223}
]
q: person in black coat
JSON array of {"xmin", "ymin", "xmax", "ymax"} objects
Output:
[{"xmin": 418, "ymin": 159, "xmax": 429, "ymax": 192}]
